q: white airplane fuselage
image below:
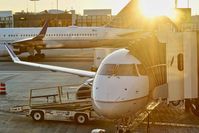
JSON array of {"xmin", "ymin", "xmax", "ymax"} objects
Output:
[
  {"xmin": 92, "ymin": 49, "xmax": 149, "ymax": 119},
  {"xmin": 0, "ymin": 26, "xmax": 135, "ymax": 56}
]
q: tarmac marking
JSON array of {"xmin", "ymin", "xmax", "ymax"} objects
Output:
[{"xmin": 143, "ymin": 121, "xmax": 199, "ymax": 128}]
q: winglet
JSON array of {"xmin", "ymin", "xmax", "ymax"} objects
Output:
[
  {"xmin": 4, "ymin": 44, "xmax": 20, "ymax": 62},
  {"xmin": 33, "ymin": 20, "xmax": 49, "ymax": 40}
]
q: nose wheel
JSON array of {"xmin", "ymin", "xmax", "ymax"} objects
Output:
[
  {"xmin": 115, "ymin": 117, "xmax": 132, "ymax": 133},
  {"xmin": 116, "ymin": 129, "xmax": 131, "ymax": 133}
]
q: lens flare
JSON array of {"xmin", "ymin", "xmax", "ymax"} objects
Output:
[{"xmin": 139, "ymin": 0, "xmax": 176, "ymax": 19}]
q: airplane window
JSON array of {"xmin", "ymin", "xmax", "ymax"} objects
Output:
[
  {"xmin": 116, "ymin": 64, "xmax": 138, "ymax": 76},
  {"xmin": 99, "ymin": 64, "xmax": 116, "ymax": 75},
  {"xmin": 137, "ymin": 64, "xmax": 147, "ymax": 75},
  {"xmin": 99, "ymin": 64, "xmax": 138, "ymax": 76}
]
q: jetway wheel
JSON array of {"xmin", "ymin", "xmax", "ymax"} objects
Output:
[
  {"xmin": 190, "ymin": 99, "xmax": 199, "ymax": 117},
  {"xmin": 171, "ymin": 100, "xmax": 181, "ymax": 106}
]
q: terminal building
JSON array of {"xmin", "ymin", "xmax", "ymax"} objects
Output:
[
  {"xmin": 13, "ymin": 10, "xmax": 72, "ymax": 27},
  {"xmin": 0, "ymin": 11, "xmax": 13, "ymax": 28},
  {"xmin": 75, "ymin": 9, "xmax": 112, "ymax": 27},
  {"xmin": 0, "ymin": 0, "xmax": 198, "ymax": 29},
  {"xmin": 13, "ymin": 9, "xmax": 113, "ymax": 27}
]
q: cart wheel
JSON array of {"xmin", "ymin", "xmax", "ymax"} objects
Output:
[
  {"xmin": 75, "ymin": 113, "xmax": 88, "ymax": 124},
  {"xmin": 31, "ymin": 111, "xmax": 44, "ymax": 121}
]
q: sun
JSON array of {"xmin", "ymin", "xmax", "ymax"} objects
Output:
[{"xmin": 139, "ymin": 0, "xmax": 175, "ymax": 19}]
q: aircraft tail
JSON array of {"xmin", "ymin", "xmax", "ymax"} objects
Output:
[{"xmin": 33, "ymin": 20, "xmax": 49, "ymax": 41}]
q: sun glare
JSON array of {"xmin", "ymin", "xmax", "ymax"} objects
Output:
[{"xmin": 139, "ymin": 0, "xmax": 175, "ymax": 19}]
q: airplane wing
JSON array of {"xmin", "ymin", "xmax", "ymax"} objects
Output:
[
  {"xmin": 4, "ymin": 44, "xmax": 96, "ymax": 78},
  {"xmin": 118, "ymin": 31, "xmax": 151, "ymax": 38},
  {"xmin": 12, "ymin": 20, "xmax": 49, "ymax": 45}
]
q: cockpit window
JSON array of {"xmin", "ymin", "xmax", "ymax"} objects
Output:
[
  {"xmin": 99, "ymin": 64, "xmax": 138, "ymax": 76},
  {"xmin": 137, "ymin": 64, "xmax": 147, "ymax": 75}
]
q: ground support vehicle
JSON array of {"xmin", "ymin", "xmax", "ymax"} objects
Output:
[{"xmin": 10, "ymin": 85, "xmax": 100, "ymax": 124}]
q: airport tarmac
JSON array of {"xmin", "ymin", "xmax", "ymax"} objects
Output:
[{"xmin": 1, "ymin": 49, "xmax": 199, "ymax": 133}]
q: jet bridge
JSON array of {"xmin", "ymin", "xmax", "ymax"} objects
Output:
[
  {"xmin": 157, "ymin": 25, "xmax": 199, "ymax": 113},
  {"xmin": 127, "ymin": 27, "xmax": 199, "ymax": 110}
]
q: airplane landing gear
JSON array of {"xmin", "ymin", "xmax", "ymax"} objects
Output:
[
  {"xmin": 28, "ymin": 55, "xmax": 35, "ymax": 61},
  {"xmin": 35, "ymin": 53, "xmax": 45, "ymax": 58},
  {"xmin": 27, "ymin": 47, "xmax": 45, "ymax": 61},
  {"xmin": 115, "ymin": 117, "xmax": 132, "ymax": 133},
  {"xmin": 35, "ymin": 49, "xmax": 45, "ymax": 58}
]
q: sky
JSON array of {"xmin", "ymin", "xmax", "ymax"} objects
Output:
[{"xmin": 0, "ymin": 0, "xmax": 198, "ymax": 15}]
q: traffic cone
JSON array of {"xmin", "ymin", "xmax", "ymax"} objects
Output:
[{"xmin": 0, "ymin": 83, "xmax": 6, "ymax": 95}]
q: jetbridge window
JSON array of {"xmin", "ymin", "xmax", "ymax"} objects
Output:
[
  {"xmin": 99, "ymin": 64, "xmax": 138, "ymax": 76},
  {"xmin": 177, "ymin": 53, "xmax": 184, "ymax": 71}
]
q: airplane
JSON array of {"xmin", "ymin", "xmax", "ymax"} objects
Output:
[
  {"xmin": 0, "ymin": 20, "xmax": 140, "ymax": 60},
  {"xmin": 4, "ymin": 43, "xmax": 154, "ymax": 133}
]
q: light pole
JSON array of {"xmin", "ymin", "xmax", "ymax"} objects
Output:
[
  {"xmin": 57, "ymin": 0, "xmax": 58, "ymax": 12},
  {"xmin": 187, "ymin": 0, "xmax": 189, "ymax": 8},
  {"xmin": 30, "ymin": 0, "xmax": 40, "ymax": 13}
]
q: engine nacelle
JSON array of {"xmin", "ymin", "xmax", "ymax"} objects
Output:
[
  {"xmin": 0, "ymin": 45, "xmax": 9, "ymax": 56},
  {"xmin": 0, "ymin": 45, "xmax": 21, "ymax": 56}
]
